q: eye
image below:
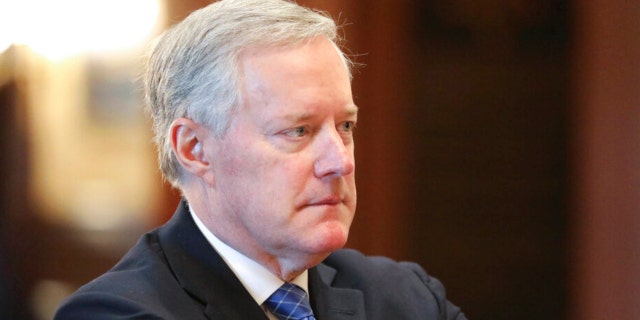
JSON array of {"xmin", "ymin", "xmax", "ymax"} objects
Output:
[
  {"xmin": 339, "ymin": 121, "xmax": 356, "ymax": 132},
  {"xmin": 283, "ymin": 126, "xmax": 308, "ymax": 138}
]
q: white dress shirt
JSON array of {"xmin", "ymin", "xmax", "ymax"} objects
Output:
[{"xmin": 190, "ymin": 207, "xmax": 310, "ymax": 320}]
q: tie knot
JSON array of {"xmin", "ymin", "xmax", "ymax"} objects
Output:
[{"xmin": 264, "ymin": 283, "xmax": 316, "ymax": 320}]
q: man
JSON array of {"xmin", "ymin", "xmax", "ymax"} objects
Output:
[{"xmin": 55, "ymin": 0, "xmax": 467, "ymax": 319}]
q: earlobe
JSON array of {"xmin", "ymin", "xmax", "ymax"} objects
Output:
[{"xmin": 170, "ymin": 118, "xmax": 214, "ymax": 185}]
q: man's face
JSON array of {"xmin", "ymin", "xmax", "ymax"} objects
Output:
[{"xmin": 203, "ymin": 37, "xmax": 357, "ymax": 267}]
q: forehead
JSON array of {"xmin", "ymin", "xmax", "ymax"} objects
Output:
[
  {"xmin": 238, "ymin": 37, "xmax": 348, "ymax": 83},
  {"xmin": 236, "ymin": 37, "xmax": 355, "ymax": 115}
]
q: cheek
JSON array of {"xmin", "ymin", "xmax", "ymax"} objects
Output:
[
  {"xmin": 214, "ymin": 135, "xmax": 317, "ymax": 212},
  {"xmin": 217, "ymin": 142, "xmax": 301, "ymax": 195},
  {"xmin": 217, "ymin": 140, "xmax": 264, "ymax": 177}
]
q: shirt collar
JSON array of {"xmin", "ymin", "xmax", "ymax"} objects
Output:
[{"xmin": 189, "ymin": 206, "xmax": 309, "ymax": 304}]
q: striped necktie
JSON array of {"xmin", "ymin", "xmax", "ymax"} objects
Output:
[{"xmin": 264, "ymin": 282, "xmax": 316, "ymax": 320}]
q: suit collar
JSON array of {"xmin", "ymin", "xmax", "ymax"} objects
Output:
[
  {"xmin": 310, "ymin": 260, "xmax": 366, "ymax": 319},
  {"xmin": 158, "ymin": 200, "xmax": 268, "ymax": 320},
  {"xmin": 159, "ymin": 200, "xmax": 366, "ymax": 320}
]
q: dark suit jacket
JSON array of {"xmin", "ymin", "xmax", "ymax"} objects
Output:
[{"xmin": 55, "ymin": 201, "xmax": 466, "ymax": 319}]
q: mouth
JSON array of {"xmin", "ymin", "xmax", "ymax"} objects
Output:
[{"xmin": 302, "ymin": 195, "xmax": 344, "ymax": 208}]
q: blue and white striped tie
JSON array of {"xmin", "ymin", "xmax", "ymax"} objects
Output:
[{"xmin": 265, "ymin": 282, "xmax": 316, "ymax": 320}]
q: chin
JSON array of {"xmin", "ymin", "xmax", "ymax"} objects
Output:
[{"xmin": 306, "ymin": 221, "xmax": 350, "ymax": 254}]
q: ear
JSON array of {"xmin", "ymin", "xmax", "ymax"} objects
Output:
[{"xmin": 169, "ymin": 118, "xmax": 215, "ymax": 186}]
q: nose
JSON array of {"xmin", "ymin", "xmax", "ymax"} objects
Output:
[{"xmin": 313, "ymin": 129, "xmax": 355, "ymax": 178}]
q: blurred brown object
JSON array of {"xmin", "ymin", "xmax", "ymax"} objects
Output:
[{"xmin": 0, "ymin": 47, "xmax": 35, "ymax": 320}]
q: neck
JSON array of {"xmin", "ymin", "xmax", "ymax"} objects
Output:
[{"xmin": 184, "ymin": 191, "xmax": 327, "ymax": 282}]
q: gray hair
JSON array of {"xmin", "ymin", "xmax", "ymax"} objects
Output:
[{"xmin": 144, "ymin": 0, "xmax": 352, "ymax": 188}]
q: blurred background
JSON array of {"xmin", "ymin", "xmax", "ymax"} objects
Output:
[{"xmin": 0, "ymin": 0, "xmax": 638, "ymax": 319}]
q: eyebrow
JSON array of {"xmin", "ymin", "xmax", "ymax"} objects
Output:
[
  {"xmin": 274, "ymin": 105, "xmax": 359, "ymax": 124},
  {"xmin": 336, "ymin": 105, "xmax": 359, "ymax": 120},
  {"xmin": 345, "ymin": 105, "xmax": 359, "ymax": 117}
]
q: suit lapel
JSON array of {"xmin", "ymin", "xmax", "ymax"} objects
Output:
[
  {"xmin": 310, "ymin": 263, "xmax": 366, "ymax": 320},
  {"xmin": 158, "ymin": 201, "xmax": 268, "ymax": 320},
  {"xmin": 158, "ymin": 201, "xmax": 367, "ymax": 320}
]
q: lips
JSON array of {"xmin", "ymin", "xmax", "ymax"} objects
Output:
[
  {"xmin": 311, "ymin": 196, "xmax": 342, "ymax": 206},
  {"xmin": 300, "ymin": 195, "xmax": 343, "ymax": 208}
]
